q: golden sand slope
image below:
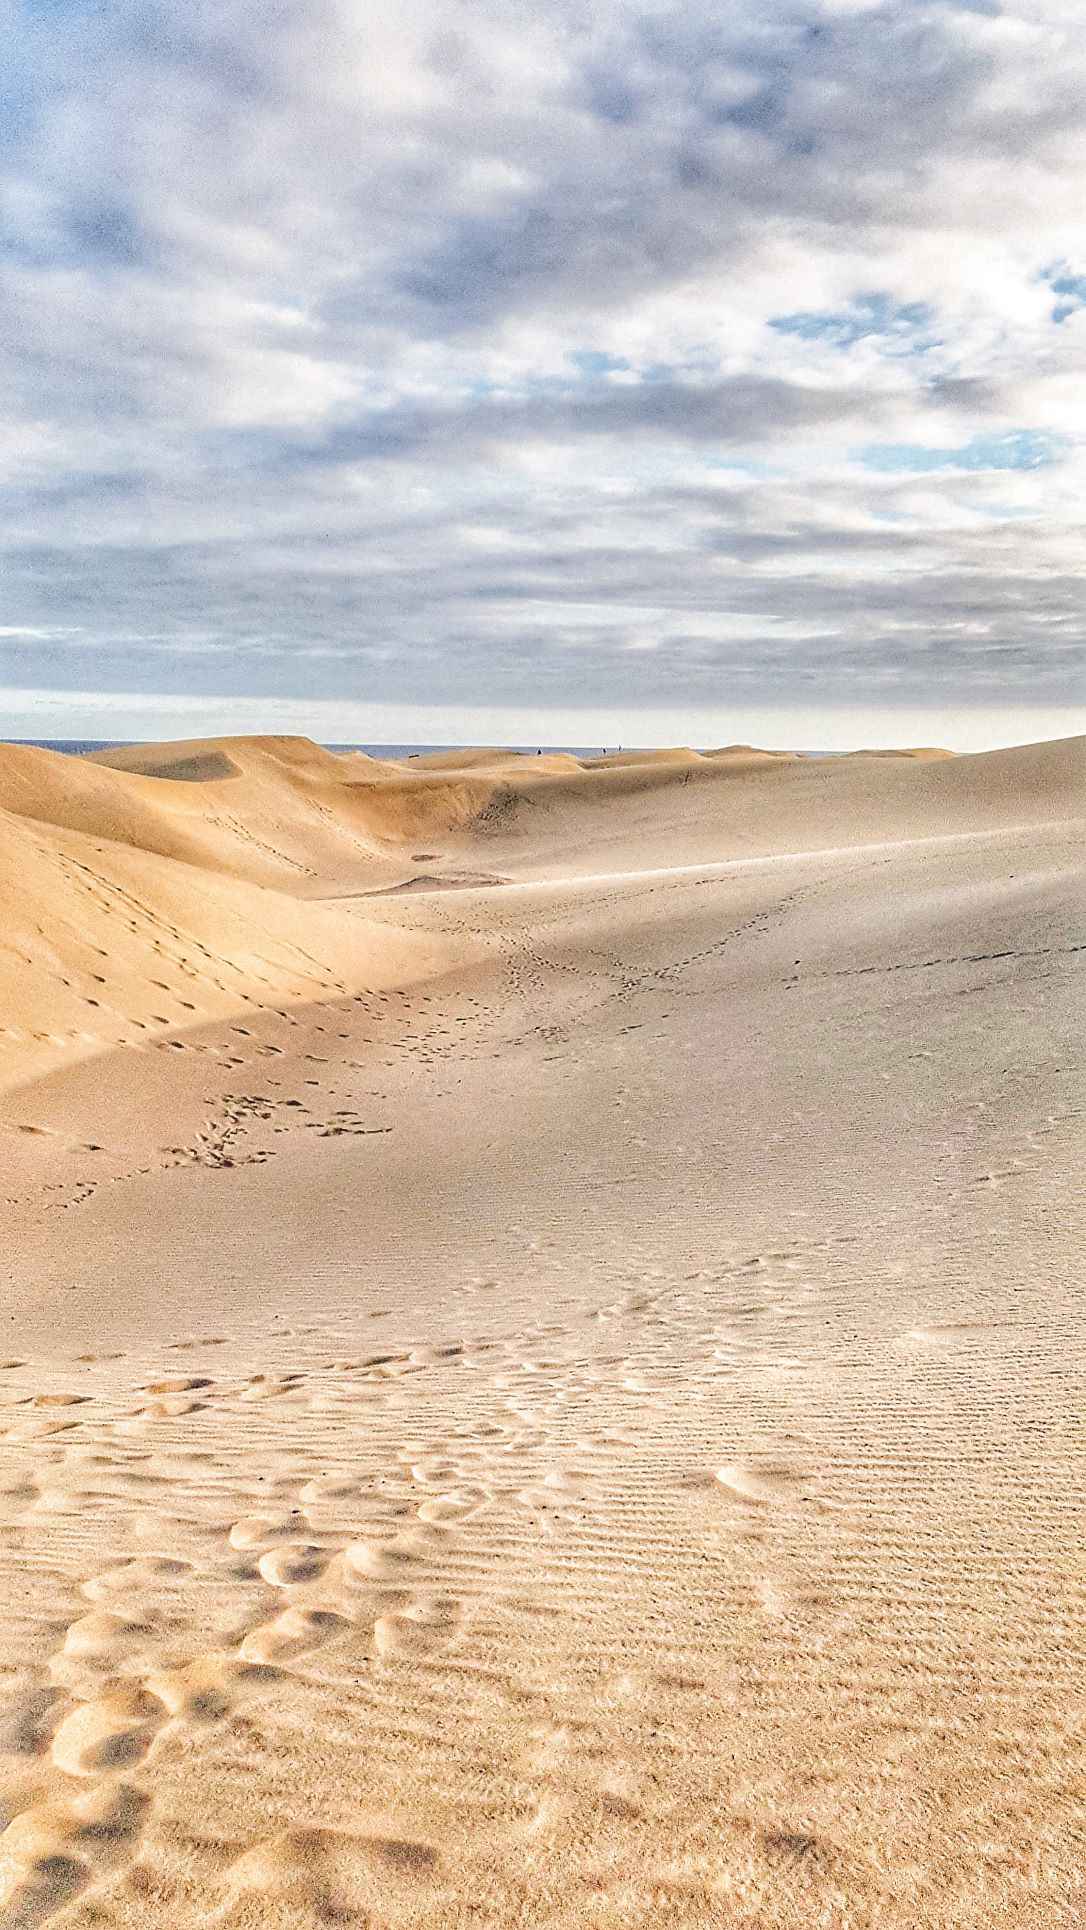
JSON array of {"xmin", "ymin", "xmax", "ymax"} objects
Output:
[
  {"xmin": 2, "ymin": 732, "xmax": 1079, "ymax": 1095},
  {"xmin": 0, "ymin": 742, "xmax": 463, "ymax": 1098},
  {"xmin": 0, "ymin": 734, "xmax": 1083, "ymax": 1928}
]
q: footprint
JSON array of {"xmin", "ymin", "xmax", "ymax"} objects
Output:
[
  {"xmin": 374, "ymin": 1596, "xmax": 461, "ymax": 1659},
  {"xmin": 137, "ymin": 1395, "xmax": 207, "ymax": 1418},
  {"xmin": 239, "ymin": 1607, "xmax": 347, "ymax": 1665},
  {"xmin": 0, "ymin": 1780, "xmax": 150, "ymax": 1924},
  {"xmin": 228, "ymin": 1515, "xmax": 298, "ymax": 1552},
  {"xmin": 61, "ymin": 1609, "xmax": 151, "ymax": 1664},
  {"xmin": 257, "ymin": 1542, "xmax": 329, "ymax": 1587},
  {"xmin": 144, "ymin": 1376, "xmax": 213, "ymax": 1395},
  {"xmin": 343, "ymin": 1538, "xmax": 424, "ymax": 1584},
  {"xmin": 0, "ymin": 1685, "xmax": 66, "ymax": 1759},
  {"xmin": 0, "ymin": 1821, "xmax": 88, "ymax": 1926},
  {"xmin": 82, "ymin": 1556, "xmax": 192, "ymax": 1601},
  {"xmin": 240, "ymin": 1376, "xmax": 301, "ymax": 1403},
  {"xmin": 416, "ymin": 1487, "xmax": 486, "ymax": 1525},
  {"xmin": 299, "ymin": 1476, "xmax": 361, "ymax": 1506},
  {"xmin": 225, "ymin": 1826, "xmax": 438, "ymax": 1916},
  {"xmin": 144, "ymin": 1653, "xmax": 276, "ymax": 1724},
  {"xmin": 715, "ymin": 1462, "xmax": 813, "ymax": 1505},
  {"xmin": 51, "ymin": 1686, "xmax": 162, "ymax": 1776}
]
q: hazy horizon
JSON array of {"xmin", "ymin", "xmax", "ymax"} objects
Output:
[{"xmin": 4, "ymin": 696, "xmax": 1085, "ymax": 757}]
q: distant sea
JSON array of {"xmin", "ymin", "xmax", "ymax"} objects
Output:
[
  {"xmin": 8, "ymin": 740, "xmax": 622, "ymax": 759},
  {"xmin": 6, "ymin": 740, "xmax": 846, "ymax": 763}
]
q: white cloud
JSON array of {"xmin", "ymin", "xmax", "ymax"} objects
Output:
[{"xmin": 1, "ymin": 0, "xmax": 1084, "ymax": 733}]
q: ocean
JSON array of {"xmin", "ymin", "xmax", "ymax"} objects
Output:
[{"xmin": 7, "ymin": 740, "xmax": 619, "ymax": 760}]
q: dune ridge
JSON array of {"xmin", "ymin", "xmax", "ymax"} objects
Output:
[{"xmin": 1, "ymin": 733, "xmax": 1080, "ymax": 1099}]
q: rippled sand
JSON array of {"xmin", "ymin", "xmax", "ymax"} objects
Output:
[{"xmin": 1, "ymin": 734, "xmax": 1083, "ymax": 1927}]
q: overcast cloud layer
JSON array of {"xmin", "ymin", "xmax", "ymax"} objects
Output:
[{"xmin": 3, "ymin": 0, "xmax": 1086, "ymax": 743}]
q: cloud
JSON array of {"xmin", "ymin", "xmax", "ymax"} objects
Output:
[{"xmin": 2, "ymin": 0, "xmax": 1085, "ymax": 731}]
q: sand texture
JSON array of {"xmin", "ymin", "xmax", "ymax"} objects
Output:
[{"xmin": 1, "ymin": 733, "xmax": 1084, "ymax": 1927}]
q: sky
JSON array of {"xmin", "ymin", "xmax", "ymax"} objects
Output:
[{"xmin": 3, "ymin": 0, "xmax": 1085, "ymax": 749}]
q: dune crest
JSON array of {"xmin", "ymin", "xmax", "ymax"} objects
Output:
[{"xmin": 1, "ymin": 733, "xmax": 1079, "ymax": 1099}]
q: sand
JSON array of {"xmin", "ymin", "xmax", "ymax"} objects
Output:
[{"xmin": 0, "ymin": 733, "xmax": 1083, "ymax": 1928}]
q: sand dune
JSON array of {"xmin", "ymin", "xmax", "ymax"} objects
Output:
[
  {"xmin": 1, "ymin": 732, "xmax": 1083, "ymax": 1927},
  {"xmin": 2, "ymin": 731, "xmax": 1080, "ymax": 1096}
]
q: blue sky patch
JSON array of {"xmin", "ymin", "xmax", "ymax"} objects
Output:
[
  {"xmin": 770, "ymin": 293, "xmax": 935, "ymax": 351},
  {"xmin": 1049, "ymin": 271, "xmax": 1086, "ymax": 324},
  {"xmin": 858, "ymin": 430, "xmax": 1067, "ymax": 474},
  {"xmin": 569, "ymin": 349, "xmax": 631, "ymax": 378}
]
